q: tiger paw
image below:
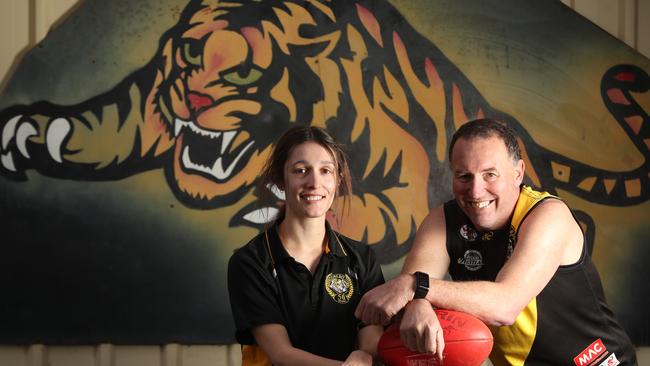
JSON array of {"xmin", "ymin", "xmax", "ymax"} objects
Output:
[{"xmin": 0, "ymin": 114, "xmax": 72, "ymax": 178}]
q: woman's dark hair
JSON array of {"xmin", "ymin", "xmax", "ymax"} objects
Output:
[
  {"xmin": 259, "ymin": 126, "xmax": 353, "ymax": 222},
  {"xmin": 448, "ymin": 118, "xmax": 521, "ymax": 163}
]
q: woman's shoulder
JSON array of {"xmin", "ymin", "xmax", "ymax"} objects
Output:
[
  {"xmin": 229, "ymin": 230, "xmax": 269, "ymax": 266},
  {"xmin": 332, "ymin": 230, "xmax": 376, "ymax": 259}
]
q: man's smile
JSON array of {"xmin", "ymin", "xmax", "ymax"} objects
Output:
[{"xmin": 468, "ymin": 200, "xmax": 494, "ymax": 209}]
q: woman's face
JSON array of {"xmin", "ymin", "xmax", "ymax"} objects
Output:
[{"xmin": 282, "ymin": 141, "xmax": 338, "ymax": 222}]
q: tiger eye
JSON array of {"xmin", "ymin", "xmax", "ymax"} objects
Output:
[{"xmin": 222, "ymin": 67, "xmax": 263, "ymax": 86}]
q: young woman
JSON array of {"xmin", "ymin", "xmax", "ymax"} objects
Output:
[{"xmin": 228, "ymin": 126, "xmax": 384, "ymax": 366}]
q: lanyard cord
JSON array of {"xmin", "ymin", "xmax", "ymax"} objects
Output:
[
  {"xmin": 264, "ymin": 230, "xmax": 278, "ymax": 279},
  {"xmin": 264, "ymin": 228, "xmax": 352, "ymax": 279}
]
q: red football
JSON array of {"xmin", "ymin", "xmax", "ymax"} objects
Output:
[{"xmin": 378, "ymin": 309, "xmax": 493, "ymax": 366}]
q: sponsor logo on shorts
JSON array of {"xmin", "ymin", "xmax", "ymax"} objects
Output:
[
  {"xmin": 574, "ymin": 339, "xmax": 607, "ymax": 366},
  {"xmin": 457, "ymin": 250, "xmax": 483, "ymax": 271},
  {"xmin": 325, "ymin": 273, "xmax": 354, "ymax": 304}
]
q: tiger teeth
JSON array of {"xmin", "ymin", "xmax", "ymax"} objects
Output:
[
  {"xmin": 221, "ymin": 131, "xmax": 236, "ymax": 154},
  {"xmin": 174, "ymin": 118, "xmax": 186, "ymax": 137},
  {"xmin": 176, "ymin": 118, "xmax": 256, "ymax": 180},
  {"xmin": 181, "ymin": 140, "xmax": 254, "ymax": 180},
  {"xmin": 211, "ymin": 140, "xmax": 254, "ymax": 179},
  {"xmin": 174, "ymin": 118, "xmax": 221, "ymax": 139}
]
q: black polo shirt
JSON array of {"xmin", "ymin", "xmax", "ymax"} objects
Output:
[{"xmin": 228, "ymin": 222, "xmax": 384, "ymax": 362}]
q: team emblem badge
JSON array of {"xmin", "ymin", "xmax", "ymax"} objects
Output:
[
  {"xmin": 325, "ymin": 273, "xmax": 354, "ymax": 304},
  {"xmin": 481, "ymin": 231, "xmax": 494, "ymax": 241},
  {"xmin": 458, "ymin": 250, "xmax": 484, "ymax": 271},
  {"xmin": 459, "ymin": 224, "xmax": 478, "ymax": 241}
]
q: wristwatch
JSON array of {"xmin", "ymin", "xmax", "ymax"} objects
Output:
[{"xmin": 413, "ymin": 271, "xmax": 429, "ymax": 299}]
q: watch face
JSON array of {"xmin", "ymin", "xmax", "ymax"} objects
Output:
[{"xmin": 415, "ymin": 271, "xmax": 429, "ymax": 299}]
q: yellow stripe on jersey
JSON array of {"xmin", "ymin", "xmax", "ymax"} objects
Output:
[
  {"xmin": 490, "ymin": 186, "xmax": 553, "ymax": 366},
  {"xmin": 489, "ymin": 298, "xmax": 538, "ymax": 366},
  {"xmin": 511, "ymin": 186, "xmax": 555, "ymax": 231},
  {"xmin": 242, "ymin": 345, "xmax": 272, "ymax": 366}
]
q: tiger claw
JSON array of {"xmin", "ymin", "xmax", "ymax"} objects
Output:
[
  {"xmin": 2, "ymin": 115, "xmax": 22, "ymax": 150},
  {"xmin": 1, "ymin": 115, "xmax": 22, "ymax": 172},
  {"xmin": 1, "ymin": 114, "xmax": 40, "ymax": 170},
  {"xmin": 16, "ymin": 122, "xmax": 38, "ymax": 158},
  {"xmin": 0, "ymin": 115, "xmax": 72, "ymax": 174},
  {"xmin": 46, "ymin": 118, "xmax": 71, "ymax": 163},
  {"xmin": 1, "ymin": 151, "xmax": 16, "ymax": 172},
  {"xmin": 1, "ymin": 114, "xmax": 38, "ymax": 160}
]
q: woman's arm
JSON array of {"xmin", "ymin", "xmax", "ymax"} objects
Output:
[
  {"xmin": 252, "ymin": 324, "xmax": 343, "ymax": 366},
  {"xmin": 340, "ymin": 324, "xmax": 383, "ymax": 366}
]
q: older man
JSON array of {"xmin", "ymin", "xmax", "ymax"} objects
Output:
[{"xmin": 356, "ymin": 119, "xmax": 636, "ymax": 365}]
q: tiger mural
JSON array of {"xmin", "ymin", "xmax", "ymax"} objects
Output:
[{"xmin": 0, "ymin": 0, "xmax": 649, "ymax": 264}]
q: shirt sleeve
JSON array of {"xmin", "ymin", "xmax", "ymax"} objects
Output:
[
  {"xmin": 352, "ymin": 244, "xmax": 385, "ymax": 330},
  {"xmin": 358, "ymin": 245, "xmax": 385, "ymax": 295},
  {"xmin": 227, "ymin": 245, "xmax": 285, "ymax": 345}
]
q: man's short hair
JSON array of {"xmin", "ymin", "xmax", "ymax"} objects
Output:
[{"xmin": 448, "ymin": 118, "xmax": 521, "ymax": 162}]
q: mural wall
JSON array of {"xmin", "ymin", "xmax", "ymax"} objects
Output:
[{"xmin": 0, "ymin": 0, "xmax": 648, "ymax": 345}]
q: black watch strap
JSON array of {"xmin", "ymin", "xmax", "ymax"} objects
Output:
[{"xmin": 413, "ymin": 271, "xmax": 429, "ymax": 299}]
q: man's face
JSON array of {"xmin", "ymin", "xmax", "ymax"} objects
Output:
[{"xmin": 450, "ymin": 136, "xmax": 524, "ymax": 231}]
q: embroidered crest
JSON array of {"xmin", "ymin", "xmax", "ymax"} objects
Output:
[
  {"xmin": 457, "ymin": 250, "xmax": 484, "ymax": 271},
  {"xmin": 325, "ymin": 273, "xmax": 354, "ymax": 304},
  {"xmin": 459, "ymin": 224, "xmax": 478, "ymax": 241}
]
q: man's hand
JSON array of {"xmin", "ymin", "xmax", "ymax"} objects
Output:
[
  {"xmin": 399, "ymin": 299, "xmax": 444, "ymax": 359},
  {"xmin": 355, "ymin": 273, "xmax": 415, "ymax": 325},
  {"xmin": 342, "ymin": 350, "xmax": 373, "ymax": 366}
]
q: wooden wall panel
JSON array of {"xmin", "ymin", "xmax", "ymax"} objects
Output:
[
  {"xmin": 0, "ymin": 346, "xmax": 26, "ymax": 366},
  {"xmin": 0, "ymin": 344, "xmax": 243, "ymax": 366},
  {"xmin": 573, "ymin": 0, "xmax": 640, "ymax": 48},
  {"xmin": 0, "ymin": 0, "xmax": 29, "ymax": 89},
  {"xmin": 33, "ymin": 0, "xmax": 80, "ymax": 44},
  {"xmin": 640, "ymin": 0, "xmax": 650, "ymax": 57},
  {"xmin": 48, "ymin": 346, "xmax": 95, "ymax": 366},
  {"xmin": 574, "ymin": 0, "xmax": 621, "ymax": 38}
]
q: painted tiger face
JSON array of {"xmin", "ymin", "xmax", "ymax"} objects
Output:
[
  {"xmin": 150, "ymin": 0, "xmax": 440, "ymax": 252},
  {"xmin": 156, "ymin": 0, "xmax": 329, "ymax": 207}
]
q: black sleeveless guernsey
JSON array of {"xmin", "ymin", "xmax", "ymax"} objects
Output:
[{"xmin": 444, "ymin": 186, "xmax": 636, "ymax": 366}]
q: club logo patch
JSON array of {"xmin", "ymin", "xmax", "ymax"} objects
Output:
[
  {"xmin": 457, "ymin": 250, "xmax": 484, "ymax": 271},
  {"xmin": 481, "ymin": 231, "xmax": 494, "ymax": 241},
  {"xmin": 325, "ymin": 273, "xmax": 354, "ymax": 304},
  {"xmin": 459, "ymin": 224, "xmax": 478, "ymax": 241}
]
